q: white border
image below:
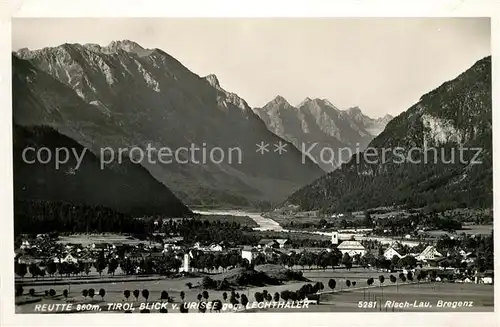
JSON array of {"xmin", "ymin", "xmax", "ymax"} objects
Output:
[{"xmin": 1, "ymin": 1, "xmax": 499, "ymax": 326}]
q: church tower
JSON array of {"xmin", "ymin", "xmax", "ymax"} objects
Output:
[{"xmin": 331, "ymin": 231, "xmax": 339, "ymax": 245}]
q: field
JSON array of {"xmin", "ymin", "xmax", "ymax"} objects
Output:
[
  {"xmin": 193, "ymin": 214, "xmax": 259, "ymax": 228},
  {"xmin": 426, "ymin": 224, "xmax": 493, "ymax": 237},
  {"xmin": 56, "ymin": 234, "xmax": 151, "ymax": 246},
  {"xmin": 15, "ymin": 267, "xmax": 493, "ymax": 314}
]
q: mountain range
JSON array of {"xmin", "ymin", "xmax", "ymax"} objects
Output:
[
  {"xmin": 284, "ymin": 56, "xmax": 492, "ymax": 212},
  {"xmin": 12, "ymin": 40, "xmax": 324, "ymax": 210},
  {"xmin": 254, "ymin": 97, "xmax": 393, "ymax": 171}
]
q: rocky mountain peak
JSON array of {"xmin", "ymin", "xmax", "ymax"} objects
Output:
[
  {"xmin": 297, "ymin": 97, "xmax": 312, "ymax": 107},
  {"xmin": 106, "ymin": 40, "xmax": 145, "ymax": 53},
  {"xmin": 379, "ymin": 114, "xmax": 394, "ymax": 122},
  {"xmin": 204, "ymin": 74, "xmax": 220, "ymax": 88},
  {"xmin": 270, "ymin": 95, "xmax": 291, "ymax": 106},
  {"xmin": 347, "ymin": 106, "xmax": 363, "ymax": 116},
  {"xmin": 319, "ymin": 98, "xmax": 336, "ymax": 108}
]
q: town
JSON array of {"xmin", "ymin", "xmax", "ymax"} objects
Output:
[{"xmin": 14, "ymin": 207, "xmax": 494, "ymax": 313}]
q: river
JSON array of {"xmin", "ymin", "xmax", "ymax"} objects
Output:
[{"xmin": 192, "ymin": 209, "xmax": 284, "ymax": 231}]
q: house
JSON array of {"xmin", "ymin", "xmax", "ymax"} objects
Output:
[
  {"xmin": 61, "ymin": 253, "xmax": 78, "ymax": 264},
  {"xmin": 148, "ymin": 252, "xmax": 165, "ymax": 259},
  {"xmin": 20, "ymin": 240, "xmax": 32, "ymax": 250},
  {"xmin": 241, "ymin": 246, "xmax": 259, "ymax": 264},
  {"xmin": 383, "ymin": 247, "xmax": 402, "ymax": 261},
  {"xmin": 257, "ymin": 239, "xmax": 279, "ymax": 249},
  {"xmin": 17, "ymin": 254, "xmax": 42, "ymax": 265},
  {"xmin": 208, "ymin": 244, "xmax": 224, "ymax": 252},
  {"xmin": 91, "ymin": 243, "xmax": 110, "ymax": 252},
  {"xmin": 337, "ymin": 240, "xmax": 366, "ymax": 256},
  {"xmin": 163, "ymin": 243, "xmax": 182, "ymax": 251},
  {"xmin": 126, "ymin": 252, "xmax": 148, "ymax": 262},
  {"xmin": 416, "ymin": 245, "xmax": 443, "ymax": 262},
  {"xmin": 475, "ymin": 270, "xmax": 494, "ymax": 284},
  {"xmin": 79, "ymin": 253, "xmax": 96, "ymax": 264},
  {"xmin": 275, "ymin": 239, "xmax": 289, "ymax": 249}
]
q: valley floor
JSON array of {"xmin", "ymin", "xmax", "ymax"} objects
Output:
[{"xmin": 15, "ymin": 267, "xmax": 493, "ymax": 314}]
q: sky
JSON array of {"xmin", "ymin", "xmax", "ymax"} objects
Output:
[{"xmin": 12, "ymin": 18, "xmax": 491, "ymax": 117}]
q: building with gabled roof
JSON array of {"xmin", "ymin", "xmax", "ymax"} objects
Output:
[
  {"xmin": 275, "ymin": 239, "xmax": 289, "ymax": 248},
  {"xmin": 384, "ymin": 246, "xmax": 402, "ymax": 260},
  {"xmin": 337, "ymin": 240, "xmax": 366, "ymax": 256},
  {"xmin": 257, "ymin": 239, "xmax": 279, "ymax": 248},
  {"xmin": 416, "ymin": 245, "xmax": 443, "ymax": 262},
  {"xmin": 241, "ymin": 246, "xmax": 259, "ymax": 263}
]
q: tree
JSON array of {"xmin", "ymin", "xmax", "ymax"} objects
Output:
[
  {"xmin": 179, "ymin": 302, "xmax": 189, "ymax": 313},
  {"xmin": 399, "ymin": 272, "xmax": 405, "ymax": 282},
  {"xmin": 389, "ymin": 275, "xmax": 399, "ymax": 291},
  {"xmin": 352, "ymin": 281, "xmax": 357, "ymax": 287},
  {"xmin": 273, "ymin": 292, "xmax": 280, "ymax": 302},
  {"xmin": 99, "ymin": 288, "xmax": 106, "ymax": 300},
  {"xmin": 133, "ymin": 289, "xmax": 140, "ymax": 301},
  {"xmin": 29, "ymin": 288, "xmax": 35, "ymax": 296},
  {"xmin": 47, "ymin": 261, "xmax": 57, "ymax": 277},
  {"xmin": 180, "ymin": 291, "xmax": 185, "ymax": 301},
  {"xmin": 142, "ymin": 289, "xmax": 149, "ymax": 301},
  {"xmin": 82, "ymin": 289, "xmax": 88, "ymax": 299},
  {"xmin": 63, "ymin": 289, "xmax": 68, "ymax": 299},
  {"xmin": 254, "ymin": 292, "xmax": 264, "ymax": 303},
  {"xmin": 202, "ymin": 290, "xmax": 209, "ymax": 300},
  {"xmin": 379, "ymin": 275, "xmax": 385, "ymax": 285},
  {"xmin": 15, "ymin": 263, "xmax": 27, "ymax": 278},
  {"xmin": 222, "ymin": 292, "xmax": 227, "ymax": 301},
  {"xmin": 240, "ymin": 294, "xmax": 249, "ymax": 307},
  {"xmin": 49, "ymin": 289, "xmax": 56, "ymax": 297},
  {"xmin": 29, "ymin": 263, "xmax": 40, "ymax": 279},
  {"xmin": 363, "ymin": 210, "xmax": 374, "ymax": 227},
  {"xmin": 124, "ymin": 290, "xmax": 131, "ymax": 301},
  {"xmin": 15, "ymin": 284, "xmax": 24, "ymax": 296},
  {"xmin": 212, "ymin": 299, "xmax": 223, "ymax": 312},
  {"xmin": 160, "ymin": 290, "xmax": 169, "ymax": 301},
  {"xmin": 346, "ymin": 280, "xmax": 351, "ymax": 288},
  {"xmin": 88, "ymin": 288, "xmax": 95, "ymax": 299},
  {"xmin": 197, "ymin": 294, "xmax": 202, "ymax": 301},
  {"xmin": 391, "ymin": 255, "xmax": 400, "ymax": 269},
  {"xmin": 107, "ymin": 259, "xmax": 118, "ymax": 275},
  {"xmin": 367, "ymin": 278, "xmax": 374, "ymax": 286},
  {"xmin": 400, "ymin": 255, "xmax": 417, "ymax": 269},
  {"xmin": 186, "ymin": 282, "xmax": 193, "ymax": 289},
  {"xmin": 328, "ymin": 279, "xmax": 336, "ymax": 291},
  {"xmin": 280, "ymin": 290, "xmax": 290, "ymax": 302},
  {"xmin": 95, "ymin": 250, "xmax": 107, "ymax": 276},
  {"xmin": 342, "ymin": 253, "xmax": 353, "ymax": 270},
  {"xmin": 407, "ymin": 271, "xmax": 413, "ymax": 282}
]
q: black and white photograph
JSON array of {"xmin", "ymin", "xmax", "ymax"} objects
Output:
[{"xmin": 2, "ymin": 5, "xmax": 496, "ymax": 324}]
